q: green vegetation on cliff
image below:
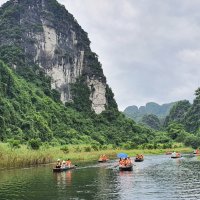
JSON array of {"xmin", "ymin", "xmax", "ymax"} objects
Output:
[
  {"xmin": 164, "ymin": 100, "xmax": 191, "ymax": 127},
  {"xmin": 163, "ymin": 88, "xmax": 200, "ymax": 148},
  {"xmin": 140, "ymin": 114, "xmax": 161, "ymax": 130},
  {"xmin": 0, "ymin": 60, "xmax": 160, "ymax": 147}
]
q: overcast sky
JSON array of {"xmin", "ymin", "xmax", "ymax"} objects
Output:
[{"xmin": 1, "ymin": 0, "xmax": 200, "ymax": 111}]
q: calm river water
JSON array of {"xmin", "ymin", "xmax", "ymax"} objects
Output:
[{"xmin": 0, "ymin": 155, "xmax": 200, "ymax": 200}]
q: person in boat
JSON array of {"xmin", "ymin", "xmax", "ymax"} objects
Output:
[
  {"xmin": 119, "ymin": 158, "xmax": 124, "ymax": 166},
  {"xmin": 56, "ymin": 159, "xmax": 61, "ymax": 168},
  {"xmin": 127, "ymin": 157, "xmax": 132, "ymax": 165},
  {"xmin": 176, "ymin": 153, "xmax": 181, "ymax": 157},
  {"xmin": 61, "ymin": 160, "xmax": 66, "ymax": 168},
  {"xmin": 171, "ymin": 151, "xmax": 176, "ymax": 157},
  {"xmin": 103, "ymin": 155, "xmax": 107, "ymax": 161},
  {"xmin": 124, "ymin": 158, "xmax": 128, "ymax": 166},
  {"xmin": 66, "ymin": 159, "xmax": 72, "ymax": 167}
]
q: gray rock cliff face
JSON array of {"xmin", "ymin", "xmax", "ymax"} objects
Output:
[{"xmin": 0, "ymin": 0, "xmax": 113, "ymax": 114}]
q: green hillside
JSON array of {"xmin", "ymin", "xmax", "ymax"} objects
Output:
[{"xmin": 0, "ymin": 60, "xmax": 158, "ymax": 147}]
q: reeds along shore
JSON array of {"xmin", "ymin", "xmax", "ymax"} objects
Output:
[{"xmin": 0, "ymin": 143, "xmax": 193, "ymax": 170}]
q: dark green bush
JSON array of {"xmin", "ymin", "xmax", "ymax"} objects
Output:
[
  {"xmin": 74, "ymin": 146, "xmax": 82, "ymax": 152},
  {"xmin": 28, "ymin": 138, "xmax": 41, "ymax": 150},
  {"xmin": 60, "ymin": 145, "xmax": 69, "ymax": 153},
  {"xmin": 8, "ymin": 139, "xmax": 20, "ymax": 149},
  {"xmin": 84, "ymin": 146, "xmax": 91, "ymax": 152},
  {"xmin": 91, "ymin": 144, "xmax": 99, "ymax": 151}
]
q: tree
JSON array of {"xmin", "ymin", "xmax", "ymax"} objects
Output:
[
  {"xmin": 184, "ymin": 135, "xmax": 200, "ymax": 149},
  {"xmin": 140, "ymin": 114, "xmax": 161, "ymax": 130},
  {"xmin": 164, "ymin": 100, "xmax": 191, "ymax": 127},
  {"xmin": 28, "ymin": 138, "xmax": 41, "ymax": 150}
]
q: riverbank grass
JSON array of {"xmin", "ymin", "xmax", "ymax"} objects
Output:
[{"xmin": 0, "ymin": 143, "xmax": 193, "ymax": 169}]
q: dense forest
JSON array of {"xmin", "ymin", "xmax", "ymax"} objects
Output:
[{"xmin": 0, "ymin": 60, "xmax": 168, "ymax": 149}]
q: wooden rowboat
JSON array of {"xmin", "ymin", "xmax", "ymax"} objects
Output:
[
  {"xmin": 193, "ymin": 150, "xmax": 200, "ymax": 154},
  {"xmin": 53, "ymin": 165, "xmax": 75, "ymax": 172},
  {"xmin": 98, "ymin": 159, "xmax": 109, "ymax": 163},
  {"xmin": 119, "ymin": 164, "xmax": 133, "ymax": 171},
  {"xmin": 135, "ymin": 154, "xmax": 144, "ymax": 162},
  {"xmin": 171, "ymin": 154, "xmax": 181, "ymax": 159},
  {"xmin": 134, "ymin": 158, "xmax": 144, "ymax": 162}
]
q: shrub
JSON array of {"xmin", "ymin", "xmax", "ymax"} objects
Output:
[
  {"xmin": 42, "ymin": 142, "xmax": 50, "ymax": 149},
  {"xmin": 28, "ymin": 138, "xmax": 41, "ymax": 150},
  {"xmin": 122, "ymin": 143, "xmax": 131, "ymax": 150},
  {"xmin": 91, "ymin": 144, "xmax": 99, "ymax": 151},
  {"xmin": 163, "ymin": 143, "xmax": 172, "ymax": 149},
  {"xmin": 50, "ymin": 138, "xmax": 60, "ymax": 146},
  {"xmin": 146, "ymin": 143, "xmax": 154, "ymax": 149},
  {"xmin": 112, "ymin": 144, "xmax": 118, "ymax": 150},
  {"xmin": 8, "ymin": 139, "xmax": 21, "ymax": 149},
  {"xmin": 100, "ymin": 145, "xmax": 108, "ymax": 150},
  {"xmin": 184, "ymin": 135, "xmax": 200, "ymax": 149},
  {"xmin": 60, "ymin": 145, "xmax": 69, "ymax": 153},
  {"xmin": 84, "ymin": 146, "xmax": 91, "ymax": 152},
  {"xmin": 74, "ymin": 146, "xmax": 82, "ymax": 153}
]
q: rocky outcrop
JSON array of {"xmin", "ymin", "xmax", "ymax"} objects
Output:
[
  {"xmin": 87, "ymin": 77, "xmax": 107, "ymax": 114},
  {"xmin": 0, "ymin": 0, "xmax": 115, "ymax": 113}
]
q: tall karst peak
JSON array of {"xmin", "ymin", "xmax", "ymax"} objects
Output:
[{"xmin": 0, "ymin": 0, "xmax": 117, "ymax": 114}]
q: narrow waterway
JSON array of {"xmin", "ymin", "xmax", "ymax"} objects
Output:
[{"xmin": 0, "ymin": 154, "xmax": 200, "ymax": 200}]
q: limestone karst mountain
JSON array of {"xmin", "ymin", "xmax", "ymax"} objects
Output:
[
  {"xmin": 0, "ymin": 0, "xmax": 117, "ymax": 114},
  {"xmin": 124, "ymin": 102, "xmax": 176, "ymax": 122},
  {"xmin": 0, "ymin": 0, "xmax": 157, "ymax": 145}
]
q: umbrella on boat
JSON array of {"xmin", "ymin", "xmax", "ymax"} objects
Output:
[{"xmin": 117, "ymin": 153, "xmax": 128, "ymax": 159}]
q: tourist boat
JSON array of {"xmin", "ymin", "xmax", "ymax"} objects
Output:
[
  {"xmin": 98, "ymin": 159, "xmax": 109, "ymax": 163},
  {"xmin": 135, "ymin": 154, "xmax": 144, "ymax": 162},
  {"xmin": 171, "ymin": 153, "xmax": 181, "ymax": 159},
  {"xmin": 119, "ymin": 164, "xmax": 133, "ymax": 171},
  {"xmin": 53, "ymin": 165, "xmax": 76, "ymax": 172},
  {"xmin": 193, "ymin": 150, "xmax": 200, "ymax": 155},
  {"xmin": 134, "ymin": 157, "xmax": 144, "ymax": 162}
]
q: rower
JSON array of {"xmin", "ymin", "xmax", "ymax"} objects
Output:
[
  {"xmin": 66, "ymin": 159, "xmax": 72, "ymax": 167},
  {"xmin": 56, "ymin": 159, "xmax": 61, "ymax": 168}
]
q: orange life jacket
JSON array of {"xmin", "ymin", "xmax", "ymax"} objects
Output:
[
  {"xmin": 119, "ymin": 160, "xmax": 124, "ymax": 165},
  {"xmin": 66, "ymin": 160, "xmax": 71, "ymax": 166}
]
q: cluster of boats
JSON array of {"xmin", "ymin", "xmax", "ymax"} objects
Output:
[
  {"xmin": 53, "ymin": 153, "xmax": 144, "ymax": 172},
  {"xmin": 166, "ymin": 149, "xmax": 200, "ymax": 158},
  {"xmin": 53, "ymin": 149, "xmax": 200, "ymax": 172}
]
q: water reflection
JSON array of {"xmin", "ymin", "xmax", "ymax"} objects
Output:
[{"xmin": 54, "ymin": 170, "xmax": 72, "ymax": 187}]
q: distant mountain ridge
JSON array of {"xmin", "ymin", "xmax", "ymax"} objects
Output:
[{"xmin": 124, "ymin": 102, "xmax": 176, "ymax": 122}]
